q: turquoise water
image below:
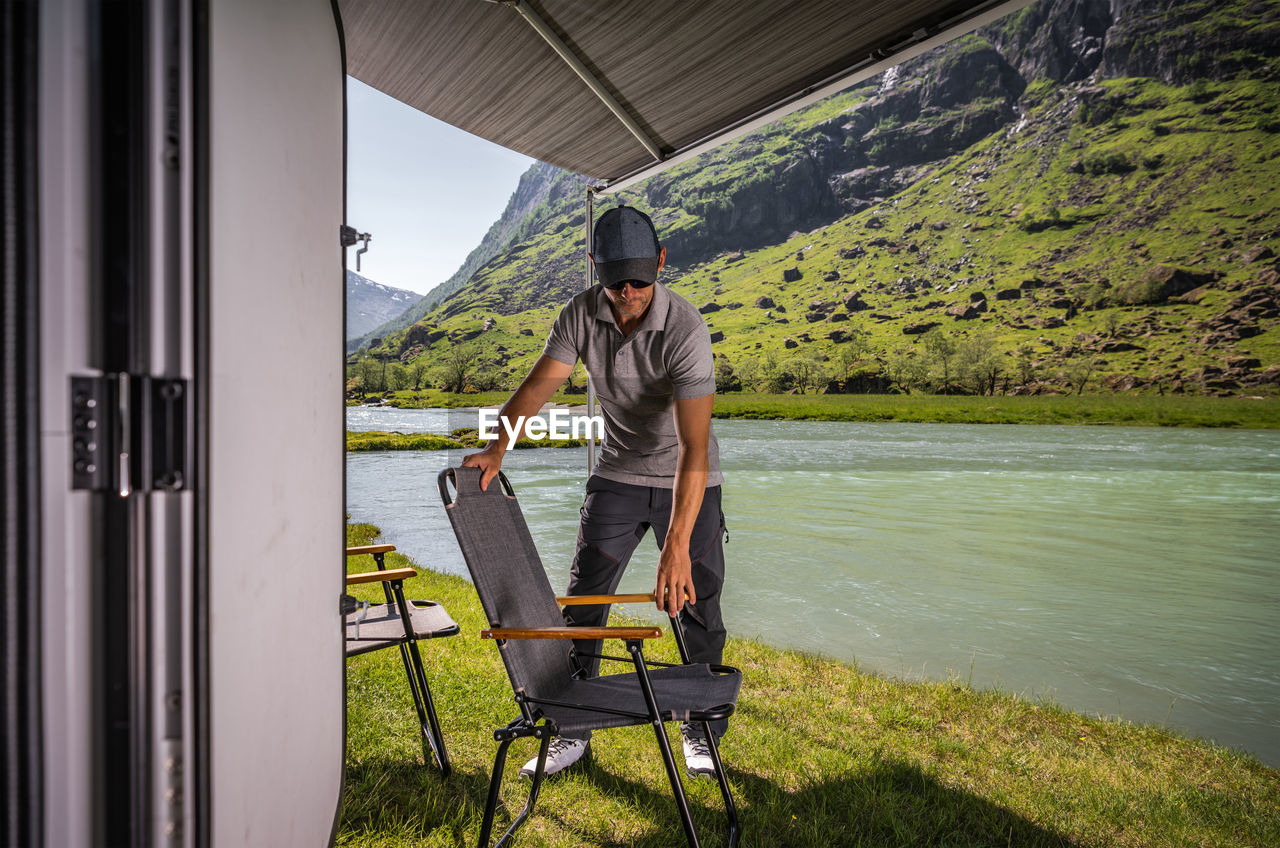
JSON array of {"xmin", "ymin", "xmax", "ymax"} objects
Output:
[{"xmin": 346, "ymin": 408, "xmax": 1280, "ymax": 766}]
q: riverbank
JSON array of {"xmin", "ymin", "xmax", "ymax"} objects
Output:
[
  {"xmin": 350, "ymin": 391, "xmax": 1280, "ymax": 428},
  {"xmin": 346, "ymin": 429, "xmax": 586, "ymax": 452},
  {"xmin": 342, "ymin": 523, "xmax": 1280, "ymax": 848}
]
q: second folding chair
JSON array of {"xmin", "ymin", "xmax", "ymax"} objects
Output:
[{"xmin": 345, "ymin": 544, "xmax": 459, "ymax": 777}]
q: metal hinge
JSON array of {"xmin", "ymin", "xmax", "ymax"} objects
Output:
[{"xmin": 70, "ymin": 374, "xmax": 190, "ymax": 494}]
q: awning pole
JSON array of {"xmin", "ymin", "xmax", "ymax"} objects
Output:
[
  {"xmin": 584, "ymin": 186, "xmax": 597, "ymax": 473},
  {"xmin": 501, "ymin": 0, "xmax": 662, "ymax": 162}
]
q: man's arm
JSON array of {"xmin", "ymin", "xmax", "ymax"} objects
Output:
[
  {"xmin": 462, "ymin": 355, "xmax": 574, "ymax": 490},
  {"xmin": 654, "ymin": 393, "xmax": 714, "ymax": 616}
]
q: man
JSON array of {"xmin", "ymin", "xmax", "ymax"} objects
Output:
[{"xmin": 462, "ymin": 204, "xmax": 727, "ymax": 779}]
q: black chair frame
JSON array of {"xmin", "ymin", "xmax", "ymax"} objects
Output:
[
  {"xmin": 438, "ymin": 468, "xmax": 740, "ymax": 848},
  {"xmin": 345, "ymin": 545, "xmax": 459, "ymax": 777}
]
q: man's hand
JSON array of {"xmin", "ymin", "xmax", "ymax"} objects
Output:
[
  {"xmin": 461, "ymin": 446, "xmax": 503, "ymax": 492},
  {"xmin": 655, "ymin": 541, "xmax": 695, "ymax": 617},
  {"xmin": 459, "ymin": 355, "xmax": 574, "ymax": 492}
]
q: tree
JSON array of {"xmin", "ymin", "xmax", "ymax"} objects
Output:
[
  {"xmin": 409, "ymin": 360, "xmax": 428, "ymax": 390},
  {"xmin": 836, "ymin": 329, "xmax": 871, "ymax": 379},
  {"xmin": 435, "ymin": 342, "xmax": 483, "ymax": 393},
  {"xmin": 883, "ymin": 347, "xmax": 927, "ymax": 394},
  {"xmin": 352, "ymin": 356, "xmax": 385, "ymax": 394},
  {"xmin": 788, "ymin": 352, "xmax": 827, "ymax": 394},
  {"xmin": 956, "ymin": 330, "xmax": 1002, "ymax": 395},
  {"xmin": 714, "ymin": 358, "xmax": 742, "ymax": 392},
  {"xmin": 921, "ymin": 327, "xmax": 958, "ymax": 394},
  {"xmin": 1014, "ymin": 343, "xmax": 1038, "ymax": 387},
  {"xmin": 1062, "ymin": 355, "xmax": 1105, "ymax": 396}
]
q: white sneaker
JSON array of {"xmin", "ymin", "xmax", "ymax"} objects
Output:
[
  {"xmin": 681, "ymin": 724, "xmax": 716, "ymax": 779},
  {"xmin": 520, "ymin": 736, "xmax": 589, "ymax": 778}
]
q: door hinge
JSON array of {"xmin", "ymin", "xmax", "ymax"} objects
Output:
[{"xmin": 71, "ymin": 374, "xmax": 190, "ymax": 494}]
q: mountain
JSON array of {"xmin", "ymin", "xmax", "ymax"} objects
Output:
[
  {"xmin": 345, "ymin": 161, "xmax": 578, "ymax": 352},
  {"xmin": 357, "ymin": 0, "xmax": 1280, "ymax": 397},
  {"xmin": 344, "ymin": 271, "xmax": 421, "ymax": 340}
]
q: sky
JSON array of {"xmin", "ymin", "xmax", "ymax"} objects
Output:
[{"xmin": 346, "ymin": 78, "xmax": 535, "ymax": 295}]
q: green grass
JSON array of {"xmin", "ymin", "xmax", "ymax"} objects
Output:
[
  {"xmin": 346, "ymin": 430, "xmax": 588, "ymax": 452},
  {"xmin": 342, "ymin": 524, "xmax": 1280, "ymax": 847},
  {"xmin": 349, "ymin": 392, "xmax": 1280, "ymax": 430},
  {"xmin": 711, "ymin": 393, "xmax": 1280, "ymax": 427}
]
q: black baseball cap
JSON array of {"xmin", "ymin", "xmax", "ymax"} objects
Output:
[{"xmin": 592, "ymin": 205, "xmax": 662, "ymax": 287}]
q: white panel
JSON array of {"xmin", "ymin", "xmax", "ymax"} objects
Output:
[
  {"xmin": 208, "ymin": 1, "xmax": 345, "ymax": 844},
  {"xmin": 38, "ymin": 2, "xmax": 96, "ymax": 844}
]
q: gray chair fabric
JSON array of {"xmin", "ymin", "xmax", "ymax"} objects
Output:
[
  {"xmin": 345, "ymin": 600, "xmax": 458, "ymax": 657},
  {"xmin": 441, "ymin": 465, "xmax": 741, "ymax": 731}
]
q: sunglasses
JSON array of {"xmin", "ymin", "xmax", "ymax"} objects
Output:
[{"xmin": 603, "ymin": 279, "xmax": 654, "ymax": 291}]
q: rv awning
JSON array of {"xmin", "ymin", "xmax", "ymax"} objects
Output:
[{"xmin": 337, "ymin": 0, "xmax": 1032, "ymax": 191}]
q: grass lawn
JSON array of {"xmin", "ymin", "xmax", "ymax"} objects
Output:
[
  {"xmin": 710, "ymin": 393, "xmax": 1280, "ymax": 428},
  {"xmin": 341, "ymin": 524, "xmax": 1280, "ymax": 848}
]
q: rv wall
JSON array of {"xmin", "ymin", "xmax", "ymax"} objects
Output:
[{"xmin": 207, "ymin": 0, "xmax": 346, "ymax": 844}]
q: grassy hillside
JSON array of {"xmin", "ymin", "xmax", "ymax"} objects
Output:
[{"xmin": 349, "ymin": 0, "xmax": 1280, "ymax": 400}]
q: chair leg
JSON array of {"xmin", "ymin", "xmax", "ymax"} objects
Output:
[
  {"xmin": 650, "ymin": 720, "xmax": 701, "ymax": 848},
  {"xmin": 702, "ymin": 720, "xmax": 739, "ymax": 848},
  {"xmin": 628, "ymin": 640, "xmax": 702, "ymax": 848},
  {"xmin": 399, "ymin": 638, "xmax": 451, "ymax": 777},
  {"xmin": 480, "ymin": 727, "xmax": 551, "ymax": 848}
]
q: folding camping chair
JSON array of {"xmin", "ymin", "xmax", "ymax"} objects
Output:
[
  {"xmin": 345, "ymin": 544, "xmax": 460, "ymax": 777},
  {"xmin": 438, "ymin": 466, "xmax": 741, "ymax": 848}
]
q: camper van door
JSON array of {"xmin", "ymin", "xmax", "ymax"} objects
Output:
[{"xmin": 36, "ymin": 0, "xmax": 346, "ymax": 845}]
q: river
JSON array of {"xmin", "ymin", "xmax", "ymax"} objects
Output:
[{"xmin": 345, "ymin": 406, "xmax": 1280, "ymax": 766}]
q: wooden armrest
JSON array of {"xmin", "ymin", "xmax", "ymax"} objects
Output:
[
  {"xmin": 555, "ymin": 593, "xmax": 690, "ymax": 607},
  {"xmin": 346, "ymin": 544, "xmax": 396, "ymax": 556},
  {"xmin": 346, "ymin": 567, "xmax": 415, "ymax": 586},
  {"xmin": 556, "ymin": 593, "xmax": 657, "ymax": 606},
  {"xmin": 481, "ymin": 626, "xmax": 662, "ymax": 640}
]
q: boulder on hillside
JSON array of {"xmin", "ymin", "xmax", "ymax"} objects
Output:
[
  {"xmin": 995, "ymin": 288, "xmax": 1021, "ymax": 300},
  {"xmin": 725, "ymin": 251, "xmax": 745, "ymax": 262},
  {"xmin": 1226, "ymin": 355, "xmax": 1261, "ymax": 369},
  {"xmin": 843, "ymin": 292, "xmax": 870, "ymax": 311},
  {"xmin": 946, "ymin": 301, "xmax": 985, "ymax": 320},
  {"xmin": 1130, "ymin": 264, "xmax": 1215, "ymax": 303},
  {"xmin": 1020, "ymin": 277, "xmax": 1046, "ymax": 290},
  {"xmin": 519, "ymin": 328, "xmax": 534, "ymax": 336},
  {"xmin": 783, "ymin": 267, "xmax": 803, "ymax": 282},
  {"xmin": 903, "ymin": 321, "xmax": 941, "ymax": 335},
  {"xmin": 755, "ymin": 295, "xmax": 776, "ymax": 308},
  {"xmin": 970, "ymin": 292, "xmax": 988, "ymax": 303},
  {"xmin": 824, "ymin": 270, "xmax": 841, "ymax": 281},
  {"xmin": 1242, "ymin": 245, "xmax": 1274, "ymax": 264},
  {"xmin": 784, "ymin": 338, "xmax": 799, "ymax": 349},
  {"xmin": 840, "ymin": 245, "xmax": 866, "ymax": 259},
  {"xmin": 827, "ymin": 312, "xmax": 849, "ymax": 322},
  {"xmin": 709, "ymin": 331, "xmax": 725, "ymax": 343},
  {"xmin": 1099, "ymin": 340, "xmax": 1143, "ymax": 353},
  {"xmin": 725, "ymin": 302, "xmax": 743, "ymax": 310},
  {"xmin": 699, "ymin": 301, "xmax": 722, "ymax": 314}
]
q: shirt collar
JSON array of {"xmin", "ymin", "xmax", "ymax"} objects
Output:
[{"xmin": 593, "ymin": 282, "xmax": 670, "ymax": 333}]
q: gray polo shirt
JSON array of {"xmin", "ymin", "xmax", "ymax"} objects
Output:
[{"xmin": 543, "ymin": 283, "xmax": 722, "ymax": 489}]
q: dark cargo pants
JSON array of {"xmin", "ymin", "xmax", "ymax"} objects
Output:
[{"xmin": 562, "ymin": 475, "xmax": 728, "ymax": 739}]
